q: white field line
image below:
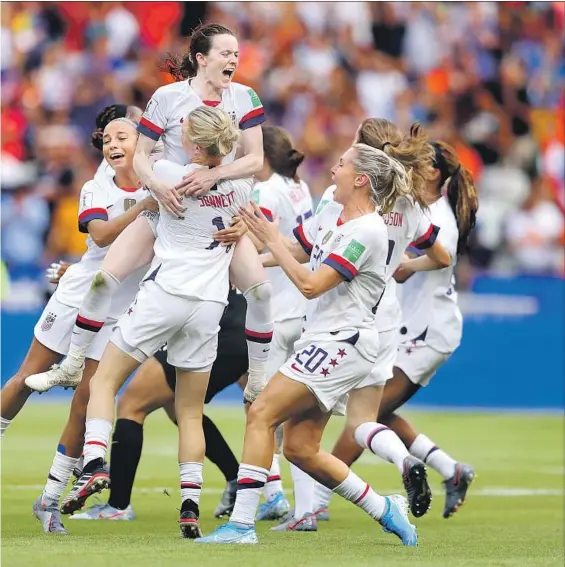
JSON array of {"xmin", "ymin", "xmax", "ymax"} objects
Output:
[{"xmin": 2, "ymin": 485, "xmax": 564, "ymax": 497}]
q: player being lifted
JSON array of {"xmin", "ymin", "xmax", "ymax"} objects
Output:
[
  {"xmin": 28, "ymin": 23, "xmax": 272, "ymax": 404},
  {"xmin": 62, "ymin": 107, "xmax": 253, "ymax": 539},
  {"xmin": 197, "ymin": 144, "xmax": 419, "ymax": 546}
]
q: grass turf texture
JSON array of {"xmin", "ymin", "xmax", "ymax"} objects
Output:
[{"xmin": 1, "ymin": 403, "xmax": 563, "ymax": 567}]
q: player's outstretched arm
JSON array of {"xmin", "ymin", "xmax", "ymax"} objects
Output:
[{"xmin": 241, "ymin": 202, "xmax": 341, "ymax": 299}]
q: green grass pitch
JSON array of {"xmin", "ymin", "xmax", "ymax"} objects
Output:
[{"xmin": 1, "ymin": 402, "xmax": 563, "ymax": 566}]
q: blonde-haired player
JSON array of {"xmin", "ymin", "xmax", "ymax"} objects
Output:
[
  {"xmin": 62, "ymin": 107, "xmax": 253, "ymax": 540},
  {"xmin": 197, "ymin": 144, "xmax": 419, "ymax": 546}
]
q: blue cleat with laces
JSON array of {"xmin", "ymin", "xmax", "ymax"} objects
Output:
[
  {"xmin": 256, "ymin": 492, "xmax": 290, "ymax": 521},
  {"xmin": 379, "ymin": 495, "xmax": 418, "ymax": 546},
  {"xmin": 195, "ymin": 522, "xmax": 258, "ymax": 544}
]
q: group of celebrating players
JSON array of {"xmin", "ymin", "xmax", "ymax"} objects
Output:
[{"xmin": 0, "ymin": 23, "xmax": 479, "ymax": 546}]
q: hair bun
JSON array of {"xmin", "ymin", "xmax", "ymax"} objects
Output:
[
  {"xmin": 288, "ymin": 149, "xmax": 305, "ymax": 167},
  {"xmin": 91, "ymin": 128, "xmax": 104, "ymax": 151}
]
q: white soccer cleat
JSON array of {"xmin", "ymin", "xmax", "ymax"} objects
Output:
[{"xmin": 25, "ymin": 363, "xmax": 84, "ymax": 393}]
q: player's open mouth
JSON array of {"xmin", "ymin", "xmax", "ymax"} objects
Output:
[
  {"xmin": 222, "ymin": 69, "xmax": 235, "ymax": 78},
  {"xmin": 109, "ymin": 152, "xmax": 125, "ymax": 161}
]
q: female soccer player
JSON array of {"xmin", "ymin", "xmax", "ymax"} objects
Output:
[
  {"xmin": 0, "ymin": 105, "xmax": 148, "ymax": 438},
  {"xmin": 14, "ymin": 116, "xmax": 155, "ymax": 533},
  {"xmin": 62, "ymin": 107, "xmax": 252, "ymax": 540},
  {"xmin": 312, "ymin": 134, "xmax": 472, "ymax": 523},
  {"xmin": 373, "ymin": 140, "xmax": 479, "ymax": 519},
  {"xmin": 196, "ymin": 144, "xmax": 418, "ymax": 546},
  {"xmin": 32, "ymin": 23, "xmax": 273, "ymax": 402},
  {"xmin": 282, "ymin": 119, "xmax": 451, "ymax": 531}
]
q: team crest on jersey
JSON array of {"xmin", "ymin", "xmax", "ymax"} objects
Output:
[
  {"xmin": 41, "ymin": 312, "xmax": 57, "ymax": 332},
  {"xmin": 123, "ymin": 198, "xmax": 137, "ymax": 211},
  {"xmin": 322, "ymin": 230, "xmax": 333, "ymax": 245},
  {"xmin": 228, "ymin": 111, "xmax": 237, "ymax": 127}
]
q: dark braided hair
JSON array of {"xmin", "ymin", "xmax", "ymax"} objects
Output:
[
  {"xmin": 160, "ymin": 23, "xmax": 235, "ymax": 81},
  {"xmin": 90, "ymin": 104, "xmax": 142, "ymax": 151}
]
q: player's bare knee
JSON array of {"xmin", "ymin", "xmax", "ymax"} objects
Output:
[
  {"xmin": 246, "ymin": 397, "xmax": 276, "ymax": 431},
  {"xmin": 117, "ymin": 395, "xmax": 146, "ymax": 424},
  {"xmin": 283, "ymin": 437, "xmax": 317, "ymax": 468}
]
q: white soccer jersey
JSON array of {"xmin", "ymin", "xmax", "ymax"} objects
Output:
[
  {"xmin": 315, "ymin": 186, "xmax": 440, "ymax": 332},
  {"xmin": 150, "ymin": 160, "xmax": 252, "ymax": 304},
  {"xmin": 252, "ymin": 173, "xmax": 314, "ymax": 322},
  {"xmin": 137, "ymin": 81, "xmax": 266, "ymax": 165},
  {"xmin": 55, "ymin": 175, "xmax": 149, "ymax": 320},
  {"xmin": 396, "ymin": 197, "xmax": 462, "ymax": 353},
  {"xmin": 293, "ymin": 202, "xmax": 388, "ymax": 362}
]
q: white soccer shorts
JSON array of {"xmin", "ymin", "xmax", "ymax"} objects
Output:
[
  {"xmin": 394, "ymin": 341, "xmax": 451, "ymax": 387},
  {"xmin": 280, "ymin": 336, "xmax": 374, "ymax": 415},
  {"xmin": 355, "ymin": 328, "xmax": 399, "ymax": 389},
  {"xmin": 113, "ymin": 279, "xmax": 224, "ymax": 372},
  {"xmin": 34, "ymin": 295, "xmax": 115, "ymax": 361}
]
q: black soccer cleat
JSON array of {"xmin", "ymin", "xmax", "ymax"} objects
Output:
[
  {"xmin": 443, "ymin": 463, "xmax": 475, "ymax": 518},
  {"xmin": 179, "ymin": 499, "xmax": 203, "ymax": 539},
  {"xmin": 61, "ymin": 458, "xmax": 110, "ymax": 515},
  {"xmin": 402, "ymin": 455, "xmax": 432, "ymax": 518}
]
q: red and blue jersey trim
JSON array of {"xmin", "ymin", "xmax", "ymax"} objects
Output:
[
  {"xmin": 323, "ymin": 253, "xmax": 358, "ymax": 282},
  {"xmin": 239, "ymin": 107, "xmax": 266, "ymax": 130},
  {"xmin": 412, "ymin": 224, "xmax": 440, "ymax": 250},
  {"xmin": 137, "ymin": 117, "xmax": 163, "ymax": 141},
  {"xmin": 259, "ymin": 207, "xmax": 273, "ymax": 222},
  {"xmin": 78, "ymin": 208, "xmax": 108, "ymax": 233},
  {"xmin": 293, "ymin": 224, "xmax": 313, "ymax": 255}
]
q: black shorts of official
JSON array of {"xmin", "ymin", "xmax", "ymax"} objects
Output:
[{"xmin": 153, "ymin": 291, "xmax": 248, "ymax": 403}]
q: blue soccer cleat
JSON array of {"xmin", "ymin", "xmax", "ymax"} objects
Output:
[
  {"xmin": 195, "ymin": 522, "xmax": 258, "ymax": 544},
  {"xmin": 256, "ymin": 492, "xmax": 290, "ymax": 521},
  {"xmin": 379, "ymin": 495, "xmax": 418, "ymax": 546}
]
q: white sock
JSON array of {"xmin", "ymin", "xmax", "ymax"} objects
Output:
[
  {"xmin": 42, "ymin": 450, "xmax": 79, "ymax": 503},
  {"xmin": 83, "ymin": 418, "xmax": 113, "ymax": 467},
  {"xmin": 244, "ymin": 282, "xmax": 273, "ymax": 386},
  {"xmin": 290, "ymin": 463, "xmax": 315, "ymax": 519},
  {"xmin": 355, "ymin": 422, "xmax": 409, "ymax": 474},
  {"xmin": 264, "ymin": 453, "xmax": 284, "ymax": 501},
  {"xmin": 1, "ymin": 417, "xmax": 12, "ymax": 438},
  {"xmin": 179, "ymin": 461, "xmax": 203, "ymax": 506},
  {"xmin": 231, "ymin": 463, "xmax": 269, "ymax": 527},
  {"xmin": 63, "ymin": 270, "xmax": 120, "ymax": 371},
  {"xmin": 314, "ymin": 481, "xmax": 333, "ymax": 511},
  {"xmin": 409, "ymin": 434, "xmax": 457, "ymax": 479},
  {"xmin": 333, "ymin": 470, "xmax": 386, "ymax": 520}
]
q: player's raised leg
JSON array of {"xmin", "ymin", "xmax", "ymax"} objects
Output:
[
  {"xmin": 196, "ymin": 372, "xmax": 416, "ymax": 545},
  {"xmin": 29, "ymin": 216, "xmax": 156, "ymax": 391},
  {"xmin": 229, "ymin": 236, "xmax": 274, "ymax": 402}
]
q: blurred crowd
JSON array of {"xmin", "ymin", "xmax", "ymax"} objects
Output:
[{"xmin": 1, "ymin": 1, "xmax": 564, "ymax": 307}]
